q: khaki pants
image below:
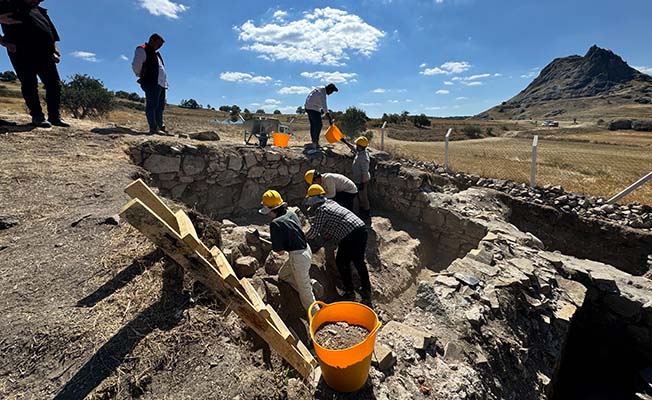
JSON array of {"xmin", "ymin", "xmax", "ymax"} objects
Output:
[
  {"xmin": 278, "ymin": 247, "xmax": 317, "ymax": 311},
  {"xmin": 357, "ymin": 182, "xmax": 370, "ymax": 211}
]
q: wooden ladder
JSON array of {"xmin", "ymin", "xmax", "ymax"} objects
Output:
[{"xmin": 120, "ymin": 179, "xmax": 318, "ymax": 379}]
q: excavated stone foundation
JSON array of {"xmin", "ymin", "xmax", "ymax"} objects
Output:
[{"xmin": 128, "ymin": 140, "xmax": 652, "ymax": 399}]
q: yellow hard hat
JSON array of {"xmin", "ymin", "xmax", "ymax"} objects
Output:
[
  {"xmin": 306, "ymin": 184, "xmax": 326, "ymax": 198},
  {"xmin": 304, "ymin": 169, "xmax": 317, "ymax": 185},
  {"xmin": 355, "ymin": 136, "xmax": 369, "ymax": 147},
  {"xmin": 259, "ymin": 190, "xmax": 285, "ymax": 214}
]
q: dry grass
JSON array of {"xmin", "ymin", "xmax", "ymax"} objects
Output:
[{"xmin": 386, "ymin": 136, "xmax": 652, "ymax": 205}]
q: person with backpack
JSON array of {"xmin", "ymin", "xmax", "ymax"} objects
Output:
[{"xmin": 132, "ymin": 33, "xmax": 168, "ymax": 135}]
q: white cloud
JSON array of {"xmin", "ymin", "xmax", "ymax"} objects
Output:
[
  {"xmin": 420, "ymin": 61, "xmax": 471, "ymax": 76},
  {"xmin": 461, "ymin": 81, "xmax": 483, "ymax": 86},
  {"xmin": 521, "ymin": 67, "xmax": 540, "ymax": 79},
  {"xmin": 359, "ymin": 102, "xmax": 381, "ymax": 106},
  {"xmin": 419, "ymin": 63, "xmax": 427, "ymax": 68},
  {"xmin": 494, "ymin": 73, "xmax": 503, "ymax": 77},
  {"xmin": 139, "ymin": 0, "xmax": 188, "ymax": 19},
  {"xmin": 456, "ymin": 96, "xmax": 468, "ymax": 100},
  {"xmin": 436, "ymin": 90, "xmax": 449, "ymax": 94},
  {"xmin": 444, "ymin": 81, "xmax": 454, "ymax": 85},
  {"xmin": 71, "ymin": 51, "xmax": 98, "ymax": 62},
  {"xmin": 220, "ymin": 71, "xmax": 272, "ymax": 84},
  {"xmin": 436, "ymin": 0, "xmax": 444, "ymax": 3},
  {"xmin": 388, "ymin": 100, "xmax": 399, "ymax": 103},
  {"xmin": 634, "ymin": 66, "xmax": 652, "ymax": 75},
  {"xmin": 120, "ymin": 54, "xmax": 129, "ymax": 61},
  {"xmin": 279, "ymin": 86, "xmax": 312, "ymax": 95},
  {"xmin": 372, "ymin": 88, "xmax": 386, "ymax": 93},
  {"xmin": 237, "ymin": 7, "xmax": 385, "ymax": 66},
  {"xmin": 301, "ymin": 71, "xmax": 357, "ymax": 84},
  {"xmin": 272, "ymin": 10, "xmax": 287, "ymax": 21},
  {"xmin": 426, "ymin": 106, "xmax": 447, "ymax": 110}
]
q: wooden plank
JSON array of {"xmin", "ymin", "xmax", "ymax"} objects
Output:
[
  {"xmin": 182, "ymin": 232, "xmax": 212, "ymax": 261},
  {"xmin": 124, "ymin": 179, "xmax": 179, "ymax": 233},
  {"xmin": 266, "ymin": 305, "xmax": 296, "ymax": 345},
  {"xmin": 175, "ymin": 210, "xmax": 198, "ymax": 240},
  {"xmin": 209, "ymin": 246, "xmax": 240, "ymax": 288},
  {"xmin": 240, "ymin": 278, "xmax": 270, "ymax": 319},
  {"xmin": 120, "ymin": 199, "xmax": 316, "ymax": 378}
]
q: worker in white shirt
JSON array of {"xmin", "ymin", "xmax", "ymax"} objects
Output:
[
  {"xmin": 304, "ymin": 169, "xmax": 358, "ymax": 211},
  {"xmin": 304, "ymin": 83, "xmax": 338, "ymax": 149},
  {"xmin": 132, "ymin": 33, "xmax": 168, "ymax": 134}
]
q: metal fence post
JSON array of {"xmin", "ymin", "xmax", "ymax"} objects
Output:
[
  {"xmin": 381, "ymin": 121, "xmax": 387, "ymax": 151},
  {"xmin": 530, "ymin": 135, "xmax": 539, "ymax": 188},
  {"xmin": 444, "ymin": 128, "xmax": 452, "ymax": 170},
  {"xmin": 607, "ymin": 171, "xmax": 652, "ymax": 204}
]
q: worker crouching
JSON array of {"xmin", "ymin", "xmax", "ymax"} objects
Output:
[
  {"xmin": 304, "ymin": 169, "xmax": 358, "ymax": 211},
  {"xmin": 304, "ymin": 184, "xmax": 372, "ymax": 302},
  {"xmin": 259, "ymin": 190, "xmax": 317, "ymax": 312}
]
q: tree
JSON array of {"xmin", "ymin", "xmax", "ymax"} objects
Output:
[
  {"xmin": 337, "ymin": 107, "xmax": 369, "ymax": 139},
  {"xmin": 179, "ymin": 99, "xmax": 202, "ymax": 109},
  {"xmin": 273, "ymin": 109, "xmax": 281, "ymax": 115},
  {"xmin": 296, "ymin": 106, "xmax": 305, "ymax": 114},
  {"xmin": 229, "ymin": 105, "xmax": 242, "ymax": 121},
  {"xmin": 256, "ymin": 109, "xmax": 265, "ymax": 114},
  {"xmin": 219, "ymin": 105, "xmax": 232, "ymax": 112},
  {"xmin": 241, "ymin": 109, "xmax": 253, "ymax": 121},
  {"xmin": 0, "ymin": 70, "xmax": 17, "ymax": 82},
  {"xmin": 412, "ymin": 114, "xmax": 431, "ymax": 128},
  {"xmin": 61, "ymin": 74, "xmax": 113, "ymax": 119},
  {"xmin": 400, "ymin": 111, "xmax": 410, "ymax": 122}
]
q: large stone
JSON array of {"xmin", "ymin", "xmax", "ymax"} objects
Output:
[
  {"xmin": 238, "ymin": 180, "xmax": 264, "ymax": 210},
  {"xmin": 143, "ymin": 154, "xmax": 180, "ymax": 173},
  {"xmin": 373, "ymin": 343, "xmax": 396, "ymax": 372},
  {"xmin": 608, "ymin": 119, "xmax": 632, "ymax": 130},
  {"xmin": 0, "ymin": 215, "xmax": 19, "ymax": 230},
  {"xmin": 189, "ymin": 131, "xmax": 220, "ymax": 141},
  {"xmin": 228, "ymin": 155, "xmax": 243, "ymax": 171},
  {"xmin": 415, "ymin": 281, "xmax": 445, "ymax": 313},
  {"xmin": 234, "ymin": 256, "xmax": 259, "ymax": 278},
  {"xmin": 632, "ymin": 119, "xmax": 652, "ymax": 132},
  {"xmin": 183, "ymin": 155, "xmax": 205, "ymax": 175}
]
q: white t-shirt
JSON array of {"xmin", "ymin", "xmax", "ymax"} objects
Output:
[
  {"xmin": 304, "ymin": 87, "xmax": 328, "ymax": 113},
  {"xmin": 322, "ymin": 173, "xmax": 358, "ymax": 198}
]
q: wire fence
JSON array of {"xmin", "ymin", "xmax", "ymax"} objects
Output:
[{"xmin": 385, "ymin": 136, "xmax": 652, "ymax": 205}]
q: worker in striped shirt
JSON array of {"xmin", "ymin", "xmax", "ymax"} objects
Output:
[
  {"xmin": 304, "ymin": 169, "xmax": 358, "ymax": 211},
  {"xmin": 304, "ymin": 184, "xmax": 371, "ymax": 301}
]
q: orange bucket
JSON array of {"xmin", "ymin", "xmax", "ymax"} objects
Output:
[
  {"xmin": 324, "ymin": 124, "xmax": 344, "ymax": 144},
  {"xmin": 309, "ymin": 301, "xmax": 382, "ymax": 392},
  {"xmin": 272, "ymin": 132, "xmax": 290, "ymax": 147}
]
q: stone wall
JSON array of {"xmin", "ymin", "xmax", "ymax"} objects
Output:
[{"xmin": 130, "ymin": 141, "xmax": 356, "ymax": 218}]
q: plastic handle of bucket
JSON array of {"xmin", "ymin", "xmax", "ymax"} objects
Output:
[{"xmin": 308, "ymin": 300, "xmax": 328, "ymax": 324}]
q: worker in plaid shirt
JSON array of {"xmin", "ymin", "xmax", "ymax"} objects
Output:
[{"xmin": 304, "ymin": 184, "xmax": 372, "ymax": 301}]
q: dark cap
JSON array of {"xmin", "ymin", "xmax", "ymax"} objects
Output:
[{"xmin": 325, "ymin": 83, "xmax": 338, "ymax": 93}]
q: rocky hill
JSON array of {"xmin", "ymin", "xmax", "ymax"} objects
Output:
[{"xmin": 478, "ymin": 45, "xmax": 652, "ymax": 120}]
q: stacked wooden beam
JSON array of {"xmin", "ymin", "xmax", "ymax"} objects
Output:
[{"xmin": 120, "ymin": 179, "xmax": 318, "ymax": 379}]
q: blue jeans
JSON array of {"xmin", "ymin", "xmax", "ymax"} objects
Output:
[
  {"xmin": 307, "ymin": 109, "xmax": 322, "ymax": 144},
  {"xmin": 141, "ymin": 83, "xmax": 166, "ymax": 132}
]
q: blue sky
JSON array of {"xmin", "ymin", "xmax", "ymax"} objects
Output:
[{"xmin": 3, "ymin": 0, "xmax": 652, "ymax": 117}]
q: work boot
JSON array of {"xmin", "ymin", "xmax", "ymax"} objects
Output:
[
  {"xmin": 48, "ymin": 118, "xmax": 70, "ymax": 127},
  {"xmin": 31, "ymin": 115, "xmax": 52, "ymax": 128}
]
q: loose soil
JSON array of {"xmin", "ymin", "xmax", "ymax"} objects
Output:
[{"xmin": 314, "ymin": 322, "xmax": 370, "ymax": 350}]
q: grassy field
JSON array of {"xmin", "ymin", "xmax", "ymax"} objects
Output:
[{"xmin": 386, "ymin": 136, "xmax": 652, "ymax": 205}]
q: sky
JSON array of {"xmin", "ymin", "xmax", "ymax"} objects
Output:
[{"xmin": 2, "ymin": 0, "xmax": 652, "ymax": 117}]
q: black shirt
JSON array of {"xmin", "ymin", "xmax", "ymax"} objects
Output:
[
  {"xmin": 270, "ymin": 210, "xmax": 308, "ymax": 252},
  {"xmin": 1, "ymin": 4, "xmax": 60, "ymax": 53}
]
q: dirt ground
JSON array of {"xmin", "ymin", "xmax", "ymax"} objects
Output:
[{"xmin": 0, "ymin": 120, "xmax": 293, "ymax": 399}]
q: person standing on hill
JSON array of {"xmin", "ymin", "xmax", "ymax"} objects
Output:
[
  {"xmin": 0, "ymin": 0, "xmax": 70, "ymax": 127},
  {"xmin": 304, "ymin": 83, "xmax": 338, "ymax": 149},
  {"xmin": 132, "ymin": 33, "xmax": 168, "ymax": 135}
]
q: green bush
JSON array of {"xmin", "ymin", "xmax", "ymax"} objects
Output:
[
  {"xmin": 412, "ymin": 114, "xmax": 431, "ymax": 128},
  {"xmin": 462, "ymin": 125, "xmax": 482, "ymax": 138},
  {"xmin": 179, "ymin": 99, "xmax": 202, "ymax": 109},
  {"xmin": 0, "ymin": 70, "xmax": 17, "ymax": 82},
  {"xmin": 337, "ymin": 107, "xmax": 369, "ymax": 138},
  {"xmin": 273, "ymin": 110, "xmax": 281, "ymax": 115},
  {"xmin": 61, "ymin": 74, "xmax": 113, "ymax": 119}
]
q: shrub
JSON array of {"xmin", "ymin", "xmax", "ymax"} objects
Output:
[
  {"xmin": 337, "ymin": 107, "xmax": 369, "ymax": 138},
  {"xmin": 179, "ymin": 99, "xmax": 202, "ymax": 109},
  {"xmin": 462, "ymin": 125, "xmax": 482, "ymax": 138},
  {"xmin": 412, "ymin": 114, "xmax": 431, "ymax": 128},
  {"xmin": 256, "ymin": 109, "xmax": 265, "ymax": 114},
  {"xmin": 273, "ymin": 110, "xmax": 281, "ymax": 115},
  {"xmin": 229, "ymin": 105, "xmax": 241, "ymax": 121},
  {"xmin": 296, "ymin": 106, "xmax": 305, "ymax": 114},
  {"xmin": 486, "ymin": 127, "xmax": 494, "ymax": 136},
  {"xmin": 61, "ymin": 74, "xmax": 113, "ymax": 119},
  {"xmin": 219, "ymin": 105, "xmax": 232, "ymax": 112},
  {"xmin": 0, "ymin": 70, "xmax": 17, "ymax": 82}
]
